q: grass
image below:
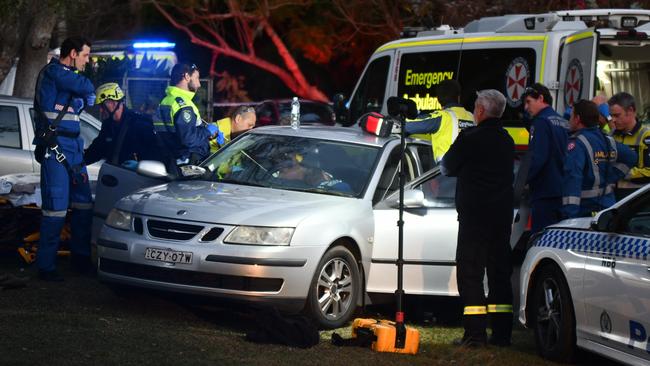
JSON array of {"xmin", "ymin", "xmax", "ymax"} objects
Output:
[{"xmin": 0, "ymin": 252, "xmax": 615, "ymax": 366}]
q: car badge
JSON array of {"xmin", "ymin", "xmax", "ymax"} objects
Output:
[{"xmin": 177, "ymin": 210, "xmax": 187, "ymax": 216}]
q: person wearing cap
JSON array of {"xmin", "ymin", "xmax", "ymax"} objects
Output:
[
  {"xmin": 523, "ymin": 83, "xmax": 569, "ymax": 233},
  {"xmin": 84, "ymin": 83, "xmax": 158, "ymax": 168},
  {"xmin": 609, "ymin": 92, "xmax": 650, "ymax": 200},
  {"xmin": 561, "ymin": 100, "xmax": 636, "ymax": 219},
  {"xmin": 404, "ymin": 79, "xmax": 475, "ymax": 163},
  {"xmin": 563, "ymin": 95, "xmax": 613, "ymax": 134},
  {"xmin": 154, "ymin": 63, "xmax": 220, "ymax": 166},
  {"xmin": 209, "ymin": 105, "xmax": 257, "ymax": 153}
]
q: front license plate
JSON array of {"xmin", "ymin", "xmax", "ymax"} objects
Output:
[{"xmin": 144, "ymin": 247, "xmax": 193, "ymax": 264}]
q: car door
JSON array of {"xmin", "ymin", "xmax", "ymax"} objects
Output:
[
  {"xmin": 583, "ymin": 193, "xmax": 650, "ymax": 361},
  {"xmin": 557, "ymin": 28, "xmax": 598, "ymax": 114},
  {"xmin": 369, "ymin": 168, "xmax": 459, "ymax": 296},
  {"xmin": 0, "ymin": 102, "xmax": 34, "ymax": 176}
]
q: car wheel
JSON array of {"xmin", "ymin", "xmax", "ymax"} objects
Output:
[
  {"xmin": 306, "ymin": 246, "xmax": 359, "ymax": 329},
  {"xmin": 530, "ymin": 264, "xmax": 576, "ymax": 363}
]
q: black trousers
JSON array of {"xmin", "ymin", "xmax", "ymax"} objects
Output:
[{"xmin": 456, "ymin": 214, "xmax": 513, "ymax": 342}]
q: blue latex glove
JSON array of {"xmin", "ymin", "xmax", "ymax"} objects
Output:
[
  {"xmin": 216, "ymin": 131, "xmax": 225, "ymax": 145},
  {"xmin": 121, "ymin": 160, "xmax": 138, "ymax": 171},
  {"xmin": 72, "ymin": 98, "xmax": 85, "ymax": 112},
  {"xmin": 598, "ymin": 103, "xmax": 611, "ymax": 121},
  {"xmin": 206, "ymin": 123, "xmax": 219, "ymax": 136},
  {"xmin": 86, "ymin": 93, "xmax": 96, "ymax": 107},
  {"xmin": 563, "ymin": 106, "xmax": 573, "ymax": 120}
]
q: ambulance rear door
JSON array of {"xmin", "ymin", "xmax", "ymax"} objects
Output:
[{"xmin": 557, "ymin": 28, "xmax": 598, "ymax": 114}]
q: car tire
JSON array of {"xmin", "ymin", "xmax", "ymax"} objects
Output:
[
  {"xmin": 305, "ymin": 245, "xmax": 360, "ymax": 329},
  {"xmin": 530, "ymin": 264, "xmax": 576, "ymax": 363}
]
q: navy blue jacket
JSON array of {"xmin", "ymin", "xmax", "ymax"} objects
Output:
[
  {"xmin": 32, "ymin": 58, "xmax": 95, "ymax": 143},
  {"xmin": 84, "ymin": 109, "xmax": 159, "ymax": 165},
  {"xmin": 527, "ymin": 106, "xmax": 569, "ymax": 201},
  {"xmin": 561, "ymin": 127, "xmax": 636, "ymax": 218}
]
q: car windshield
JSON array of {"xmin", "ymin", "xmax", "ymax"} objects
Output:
[{"xmin": 202, "ymin": 133, "xmax": 380, "ymax": 197}]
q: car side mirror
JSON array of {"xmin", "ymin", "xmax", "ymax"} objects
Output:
[
  {"xmin": 137, "ymin": 160, "xmax": 170, "ymax": 180},
  {"xmin": 388, "ymin": 189, "xmax": 426, "ymax": 209},
  {"xmin": 332, "ymin": 93, "xmax": 350, "ymax": 126},
  {"xmin": 592, "ymin": 208, "xmax": 617, "ymax": 232}
]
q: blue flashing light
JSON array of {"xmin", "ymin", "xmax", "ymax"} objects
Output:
[{"xmin": 132, "ymin": 41, "xmax": 176, "ymax": 49}]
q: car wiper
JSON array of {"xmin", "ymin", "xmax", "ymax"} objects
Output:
[
  {"xmin": 283, "ymin": 187, "xmax": 352, "ymax": 197},
  {"xmin": 216, "ymin": 178, "xmax": 268, "ymax": 188}
]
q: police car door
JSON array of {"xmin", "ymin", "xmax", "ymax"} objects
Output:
[
  {"xmin": 583, "ymin": 194, "xmax": 650, "ymax": 361},
  {"xmin": 557, "ymin": 29, "xmax": 598, "ymax": 114}
]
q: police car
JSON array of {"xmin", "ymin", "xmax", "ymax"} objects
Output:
[{"xmin": 519, "ymin": 184, "xmax": 650, "ymax": 365}]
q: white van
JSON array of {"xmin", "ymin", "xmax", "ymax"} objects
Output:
[{"xmin": 340, "ymin": 9, "xmax": 650, "ymax": 146}]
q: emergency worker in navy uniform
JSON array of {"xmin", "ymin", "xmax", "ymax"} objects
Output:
[
  {"xmin": 84, "ymin": 83, "xmax": 159, "ymax": 167},
  {"xmin": 32, "ymin": 37, "xmax": 96, "ymax": 281},
  {"xmin": 561, "ymin": 100, "xmax": 636, "ymax": 218},
  {"xmin": 441, "ymin": 89, "xmax": 514, "ymax": 347},
  {"xmin": 523, "ymin": 83, "xmax": 569, "ymax": 233}
]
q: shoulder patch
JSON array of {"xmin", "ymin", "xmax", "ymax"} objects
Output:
[
  {"xmin": 182, "ymin": 109, "xmax": 192, "ymax": 123},
  {"xmin": 567, "ymin": 141, "xmax": 576, "ymax": 151},
  {"xmin": 175, "ymin": 97, "xmax": 186, "ymax": 107},
  {"xmin": 644, "ymin": 137, "xmax": 650, "ymax": 146}
]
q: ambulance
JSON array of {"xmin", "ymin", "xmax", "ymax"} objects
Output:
[{"xmin": 340, "ymin": 9, "xmax": 650, "ymax": 147}]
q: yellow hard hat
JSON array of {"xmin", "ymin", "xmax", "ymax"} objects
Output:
[{"xmin": 95, "ymin": 82, "xmax": 125, "ymax": 104}]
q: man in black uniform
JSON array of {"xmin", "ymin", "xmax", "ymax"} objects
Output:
[
  {"xmin": 84, "ymin": 82, "xmax": 159, "ymax": 167},
  {"xmin": 442, "ymin": 89, "xmax": 514, "ymax": 347}
]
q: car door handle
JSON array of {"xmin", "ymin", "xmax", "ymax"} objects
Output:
[{"xmin": 101, "ymin": 174, "xmax": 118, "ymax": 187}]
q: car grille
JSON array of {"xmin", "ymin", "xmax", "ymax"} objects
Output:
[
  {"xmin": 99, "ymin": 258, "xmax": 283, "ymax": 292},
  {"xmin": 147, "ymin": 219, "xmax": 204, "ymax": 241}
]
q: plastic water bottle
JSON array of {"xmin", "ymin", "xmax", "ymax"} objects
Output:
[{"xmin": 290, "ymin": 97, "xmax": 300, "ymax": 130}]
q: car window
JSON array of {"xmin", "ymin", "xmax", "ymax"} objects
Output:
[
  {"xmin": 373, "ymin": 146, "xmax": 418, "ymax": 204},
  {"xmin": 622, "ymin": 197, "xmax": 650, "ymax": 237},
  {"xmin": 279, "ymin": 102, "xmax": 335, "ymax": 126},
  {"xmin": 255, "ymin": 102, "xmax": 276, "ymax": 126},
  {"xmin": 203, "ymin": 133, "xmax": 380, "ymax": 198},
  {"xmin": 416, "ymin": 173, "xmax": 457, "ymax": 208},
  {"xmin": 0, "ymin": 105, "xmax": 21, "ymax": 149},
  {"xmin": 79, "ymin": 116, "xmax": 100, "ymax": 149},
  {"xmin": 413, "ymin": 144, "xmax": 435, "ymax": 173}
]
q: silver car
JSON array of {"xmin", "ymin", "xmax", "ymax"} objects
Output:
[
  {"xmin": 95, "ymin": 126, "xmax": 528, "ymax": 328},
  {"xmin": 0, "ymin": 95, "xmax": 102, "ymax": 178}
]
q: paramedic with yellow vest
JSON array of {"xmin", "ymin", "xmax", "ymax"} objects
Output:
[
  {"xmin": 609, "ymin": 92, "xmax": 650, "ymax": 200},
  {"xmin": 404, "ymin": 79, "xmax": 474, "ymax": 162},
  {"xmin": 154, "ymin": 63, "xmax": 219, "ymax": 166},
  {"xmin": 209, "ymin": 105, "xmax": 257, "ymax": 153}
]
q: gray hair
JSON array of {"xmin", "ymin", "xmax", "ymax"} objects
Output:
[
  {"xmin": 476, "ymin": 89, "xmax": 506, "ymax": 118},
  {"xmin": 608, "ymin": 92, "xmax": 636, "ymax": 111}
]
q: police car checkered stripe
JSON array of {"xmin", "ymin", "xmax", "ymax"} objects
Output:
[{"xmin": 536, "ymin": 229, "xmax": 649, "ymax": 261}]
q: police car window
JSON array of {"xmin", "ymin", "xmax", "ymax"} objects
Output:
[
  {"xmin": 373, "ymin": 147, "xmax": 417, "ymax": 204},
  {"xmin": 397, "ymin": 50, "xmax": 461, "ymax": 114},
  {"xmin": 413, "ymin": 144, "xmax": 435, "ymax": 173},
  {"xmin": 0, "ymin": 106, "xmax": 21, "ymax": 149},
  {"xmin": 458, "ymin": 48, "xmax": 537, "ymax": 126},
  {"xmin": 622, "ymin": 198, "xmax": 650, "ymax": 237},
  {"xmin": 349, "ymin": 56, "xmax": 390, "ymax": 124}
]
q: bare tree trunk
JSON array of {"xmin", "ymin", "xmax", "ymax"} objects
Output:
[
  {"xmin": 0, "ymin": 0, "xmax": 27, "ymax": 87},
  {"xmin": 13, "ymin": 2, "xmax": 59, "ymax": 99}
]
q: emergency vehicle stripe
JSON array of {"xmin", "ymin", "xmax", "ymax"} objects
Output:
[
  {"xmin": 565, "ymin": 30, "xmax": 595, "ymax": 45},
  {"xmin": 536, "ymin": 228, "xmax": 650, "ymax": 261},
  {"xmin": 539, "ymin": 35, "xmax": 550, "ymax": 83},
  {"xmin": 463, "ymin": 306, "xmax": 487, "ymax": 315},
  {"xmin": 487, "ymin": 304, "xmax": 513, "ymax": 313},
  {"xmin": 375, "ymin": 35, "xmax": 546, "ymax": 53}
]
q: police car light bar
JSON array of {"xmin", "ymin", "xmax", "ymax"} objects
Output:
[{"xmin": 132, "ymin": 41, "xmax": 176, "ymax": 49}]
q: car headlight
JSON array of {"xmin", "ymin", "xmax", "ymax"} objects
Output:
[
  {"xmin": 224, "ymin": 226, "xmax": 294, "ymax": 246},
  {"xmin": 105, "ymin": 209, "xmax": 132, "ymax": 231}
]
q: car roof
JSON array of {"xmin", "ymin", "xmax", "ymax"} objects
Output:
[
  {"xmin": 0, "ymin": 95, "xmax": 34, "ymax": 104},
  {"xmin": 248, "ymin": 125, "xmax": 410, "ymax": 148}
]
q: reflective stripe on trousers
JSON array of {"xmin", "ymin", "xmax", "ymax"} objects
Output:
[
  {"xmin": 463, "ymin": 306, "xmax": 487, "ymax": 315},
  {"xmin": 487, "ymin": 304, "xmax": 513, "ymax": 313}
]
